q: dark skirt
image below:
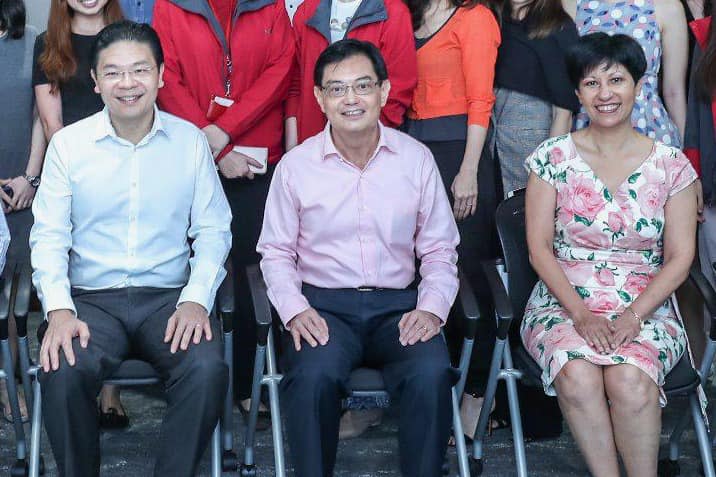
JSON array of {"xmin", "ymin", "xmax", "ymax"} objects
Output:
[{"xmin": 423, "ymin": 139, "xmax": 501, "ymax": 395}]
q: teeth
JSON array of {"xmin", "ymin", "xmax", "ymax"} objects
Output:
[
  {"xmin": 343, "ymin": 110, "xmax": 363, "ymax": 116},
  {"xmin": 119, "ymin": 96, "xmax": 139, "ymax": 103},
  {"xmin": 596, "ymin": 104, "xmax": 619, "ymax": 113}
]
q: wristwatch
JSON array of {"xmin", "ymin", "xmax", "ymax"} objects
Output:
[{"xmin": 23, "ymin": 174, "xmax": 40, "ymax": 188}]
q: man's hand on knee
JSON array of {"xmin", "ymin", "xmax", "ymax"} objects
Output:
[
  {"xmin": 40, "ymin": 309, "xmax": 91, "ymax": 372},
  {"xmin": 398, "ymin": 310, "xmax": 441, "ymax": 346},
  {"xmin": 287, "ymin": 307, "xmax": 329, "ymax": 351},
  {"xmin": 164, "ymin": 301, "xmax": 212, "ymax": 353}
]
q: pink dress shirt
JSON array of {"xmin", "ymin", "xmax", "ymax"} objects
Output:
[{"xmin": 257, "ymin": 123, "xmax": 460, "ymax": 325}]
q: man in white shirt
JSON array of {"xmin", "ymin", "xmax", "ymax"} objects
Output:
[{"xmin": 30, "ymin": 21, "xmax": 232, "ymax": 477}]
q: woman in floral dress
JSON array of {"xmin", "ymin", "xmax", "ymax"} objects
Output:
[{"xmin": 523, "ymin": 33, "xmax": 697, "ymax": 476}]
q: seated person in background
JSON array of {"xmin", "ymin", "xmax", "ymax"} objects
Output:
[
  {"xmin": 257, "ymin": 39, "xmax": 460, "ymax": 477},
  {"xmin": 30, "ymin": 21, "xmax": 232, "ymax": 477},
  {"xmin": 523, "ymin": 33, "xmax": 697, "ymax": 477}
]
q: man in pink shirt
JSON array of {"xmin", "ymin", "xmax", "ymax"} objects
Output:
[{"xmin": 257, "ymin": 39, "xmax": 460, "ymax": 477}]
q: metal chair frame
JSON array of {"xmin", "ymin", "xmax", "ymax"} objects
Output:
[
  {"xmin": 21, "ymin": 266, "xmax": 238, "ymax": 477},
  {"xmin": 1, "ymin": 261, "xmax": 36, "ymax": 477},
  {"xmin": 471, "ymin": 191, "xmax": 716, "ymax": 477},
  {"xmin": 240, "ymin": 264, "xmax": 479, "ymax": 477}
]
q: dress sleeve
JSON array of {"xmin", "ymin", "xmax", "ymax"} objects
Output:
[
  {"xmin": 32, "ymin": 33, "xmax": 49, "ymax": 87},
  {"xmin": 525, "ymin": 139, "xmax": 561, "ymax": 186},
  {"xmin": 542, "ymin": 21, "xmax": 580, "ymax": 112},
  {"xmin": 667, "ymin": 149, "xmax": 698, "ymax": 197}
]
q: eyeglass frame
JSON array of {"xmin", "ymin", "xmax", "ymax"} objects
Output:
[
  {"xmin": 97, "ymin": 65, "xmax": 158, "ymax": 82},
  {"xmin": 319, "ymin": 79, "xmax": 383, "ymax": 98}
]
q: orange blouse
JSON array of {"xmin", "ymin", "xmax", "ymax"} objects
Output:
[{"xmin": 407, "ymin": 5, "xmax": 501, "ymax": 128}]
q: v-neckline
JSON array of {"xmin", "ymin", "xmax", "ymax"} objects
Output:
[{"xmin": 567, "ymin": 133, "xmax": 657, "ymax": 200}]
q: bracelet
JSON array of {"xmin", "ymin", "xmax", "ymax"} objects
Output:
[{"xmin": 625, "ymin": 306, "xmax": 644, "ymax": 330}]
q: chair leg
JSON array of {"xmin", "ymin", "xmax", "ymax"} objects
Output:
[
  {"xmin": 265, "ymin": 331, "xmax": 285, "ymax": 477},
  {"xmin": 29, "ymin": 376, "xmax": 42, "ymax": 477},
  {"xmin": 472, "ymin": 339, "xmax": 506, "ymax": 457},
  {"xmin": 502, "ymin": 345, "xmax": 527, "ymax": 477},
  {"xmin": 690, "ymin": 393, "xmax": 715, "ymax": 477},
  {"xmin": 451, "ymin": 386, "xmax": 470, "ymax": 477},
  {"xmin": 211, "ymin": 422, "xmax": 222, "ymax": 477},
  {"xmin": 17, "ymin": 335, "xmax": 34, "ymax": 418},
  {"xmin": 221, "ymin": 331, "xmax": 237, "ymax": 471},
  {"xmin": 241, "ymin": 344, "xmax": 266, "ymax": 474}
]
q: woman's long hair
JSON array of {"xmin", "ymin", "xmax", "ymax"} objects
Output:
[
  {"xmin": 0, "ymin": 0, "xmax": 26, "ymax": 39},
  {"xmin": 38, "ymin": 0, "xmax": 123, "ymax": 91},
  {"xmin": 697, "ymin": 15, "xmax": 716, "ymax": 98},
  {"xmin": 507, "ymin": 0, "xmax": 571, "ymax": 39},
  {"xmin": 405, "ymin": 0, "xmax": 502, "ymax": 32}
]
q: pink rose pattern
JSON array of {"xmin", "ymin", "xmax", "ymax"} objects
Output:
[{"xmin": 522, "ymin": 135, "xmax": 696, "ymax": 403}]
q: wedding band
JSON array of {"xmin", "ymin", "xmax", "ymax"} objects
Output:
[{"xmin": 195, "ymin": 323, "xmax": 202, "ymax": 328}]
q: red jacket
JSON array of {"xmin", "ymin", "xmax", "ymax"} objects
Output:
[
  {"xmin": 153, "ymin": 0, "xmax": 295, "ymax": 164},
  {"xmin": 286, "ymin": 0, "xmax": 417, "ymax": 143}
]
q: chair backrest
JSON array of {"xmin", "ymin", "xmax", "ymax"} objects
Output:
[{"xmin": 494, "ymin": 191, "xmax": 538, "ymax": 323}]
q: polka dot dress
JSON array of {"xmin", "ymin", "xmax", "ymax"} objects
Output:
[{"xmin": 575, "ymin": 0, "xmax": 682, "ymax": 148}]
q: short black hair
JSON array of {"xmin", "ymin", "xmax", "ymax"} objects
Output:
[
  {"xmin": 0, "ymin": 0, "xmax": 26, "ymax": 39},
  {"xmin": 313, "ymin": 39, "xmax": 388, "ymax": 86},
  {"xmin": 566, "ymin": 32, "xmax": 647, "ymax": 88},
  {"xmin": 91, "ymin": 21, "xmax": 164, "ymax": 72}
]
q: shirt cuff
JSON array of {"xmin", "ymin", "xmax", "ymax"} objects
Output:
[
  {"xmin": 41, "ymin": 284, "xmax": 76, "ymax": 320},
  {"xmin": 276, "ymin": 294, "xmax": 311, "ymax": 327},
  {"xmin": 178, "ymin": 283, "xmax": 212, "ymax": 314},
  {"xmin": 417, "ymin": 290, "xmax": 451, "ymax": 324}
]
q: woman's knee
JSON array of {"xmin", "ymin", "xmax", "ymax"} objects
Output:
[
  {"xmin": 604, "ymin": 365, "xmax": 658, "ymax": 412},
  {"xmin": 554, "ymin": 360, "xmax": 604, "ymax": 406}
]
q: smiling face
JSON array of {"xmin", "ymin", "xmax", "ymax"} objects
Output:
[
  {"xmin": 91, "ymin": 40, "xmax": 164, "ymax": 133},
  {"xmin": 576, "ymin": 62, "xmax": 643, "ymax": 130},
  {"xmin": 66, "ymin": 0, "xmax": 111, "ymax": 16},
  {"xmin": 313, "ymin": 54, "xmax": 390, "ymax": 137}
]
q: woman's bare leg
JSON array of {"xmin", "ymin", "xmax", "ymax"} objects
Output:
[
  {"xmin": 554, "ymin": 359, "xmax": 620, "ymax": 477},
  {"xmin": 603, "ymin": 364, "xmax": 660, "ymax": 477}
]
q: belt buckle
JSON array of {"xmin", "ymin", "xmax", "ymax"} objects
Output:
[{"xmin": 357, "ymin": 286, "xmax": 376, "ymax": 292}]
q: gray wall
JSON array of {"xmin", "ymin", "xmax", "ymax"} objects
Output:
[{"xmin": 26, "ymin": 0, "xmax": 50, "ymax": 31}]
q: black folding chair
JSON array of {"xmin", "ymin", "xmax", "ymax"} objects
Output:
[
  {"xmin": 240, "ymin": 263, "xmax": 479, "ymax": 477},
  {"xmin": 472, "ymin": 190, "xmax": 716, "ymax": 476},
  {"xmin": 24, "ymin": 266, "xmax": 238, "ymax": 477}
]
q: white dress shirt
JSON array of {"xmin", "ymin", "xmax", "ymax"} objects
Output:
[
  {"xmin": 31, "ymin": 107, "xmax": 232, "ymax": 317},
  {"xmin": 0, "ymin": 212, "xmax": 9, "ymax": 275}
]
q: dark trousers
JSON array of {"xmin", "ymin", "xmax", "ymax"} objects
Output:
[
  {"xmin": 280, "ymin": 286, "xmax": 457, "ymax": 477},
  {"xmin": 38, "ymin": 287, "xmax": 229, "ymax": 477},
  {"xmin": 222, "ymin": 168, "xmax": 274, "ymax": 401},
  {"xmin": 425, "ymin": 140, "xmax": 500, "ymax": 396}
]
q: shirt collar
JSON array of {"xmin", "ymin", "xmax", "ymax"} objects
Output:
[
  {"xmin": 320, "ymin": 121, "xmax": 398, "ymax": 161},
  {"xmin": 94, "ymin": 105, "xmax": 167, "ymax": 145}
]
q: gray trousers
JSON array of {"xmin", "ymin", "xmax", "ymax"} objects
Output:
[{"xmin": 38, "ymin": 287, "xmax": 228, "ymax": 477}]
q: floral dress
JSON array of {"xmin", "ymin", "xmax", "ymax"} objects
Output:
[
  {"xmin": 575, "ymin": 0, "xmax": 682, "ymax": 148},
  {"xmin": 521, "ymin": 134, "xmax": 696, "ymax": 403}
]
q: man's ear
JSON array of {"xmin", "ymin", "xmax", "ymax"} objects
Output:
[
  {"xmin": 158, "ymin": 63, "xmax": 165, "ymax": 89},
  {"xmin": 91, "ymin": 70, "xmax": 100, "ymax": 94},
  {"xmin": 379, "ymin": 79, "xmax": 391, "ymax": 108},
  {"xmin": 313, "ymin": 85, "xmax": 326, "ymax": 114}
]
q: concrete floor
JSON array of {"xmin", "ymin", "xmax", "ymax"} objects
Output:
[{"xmin": 0, "ymin": 313, "xmax": 711, "ymax": 476}]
